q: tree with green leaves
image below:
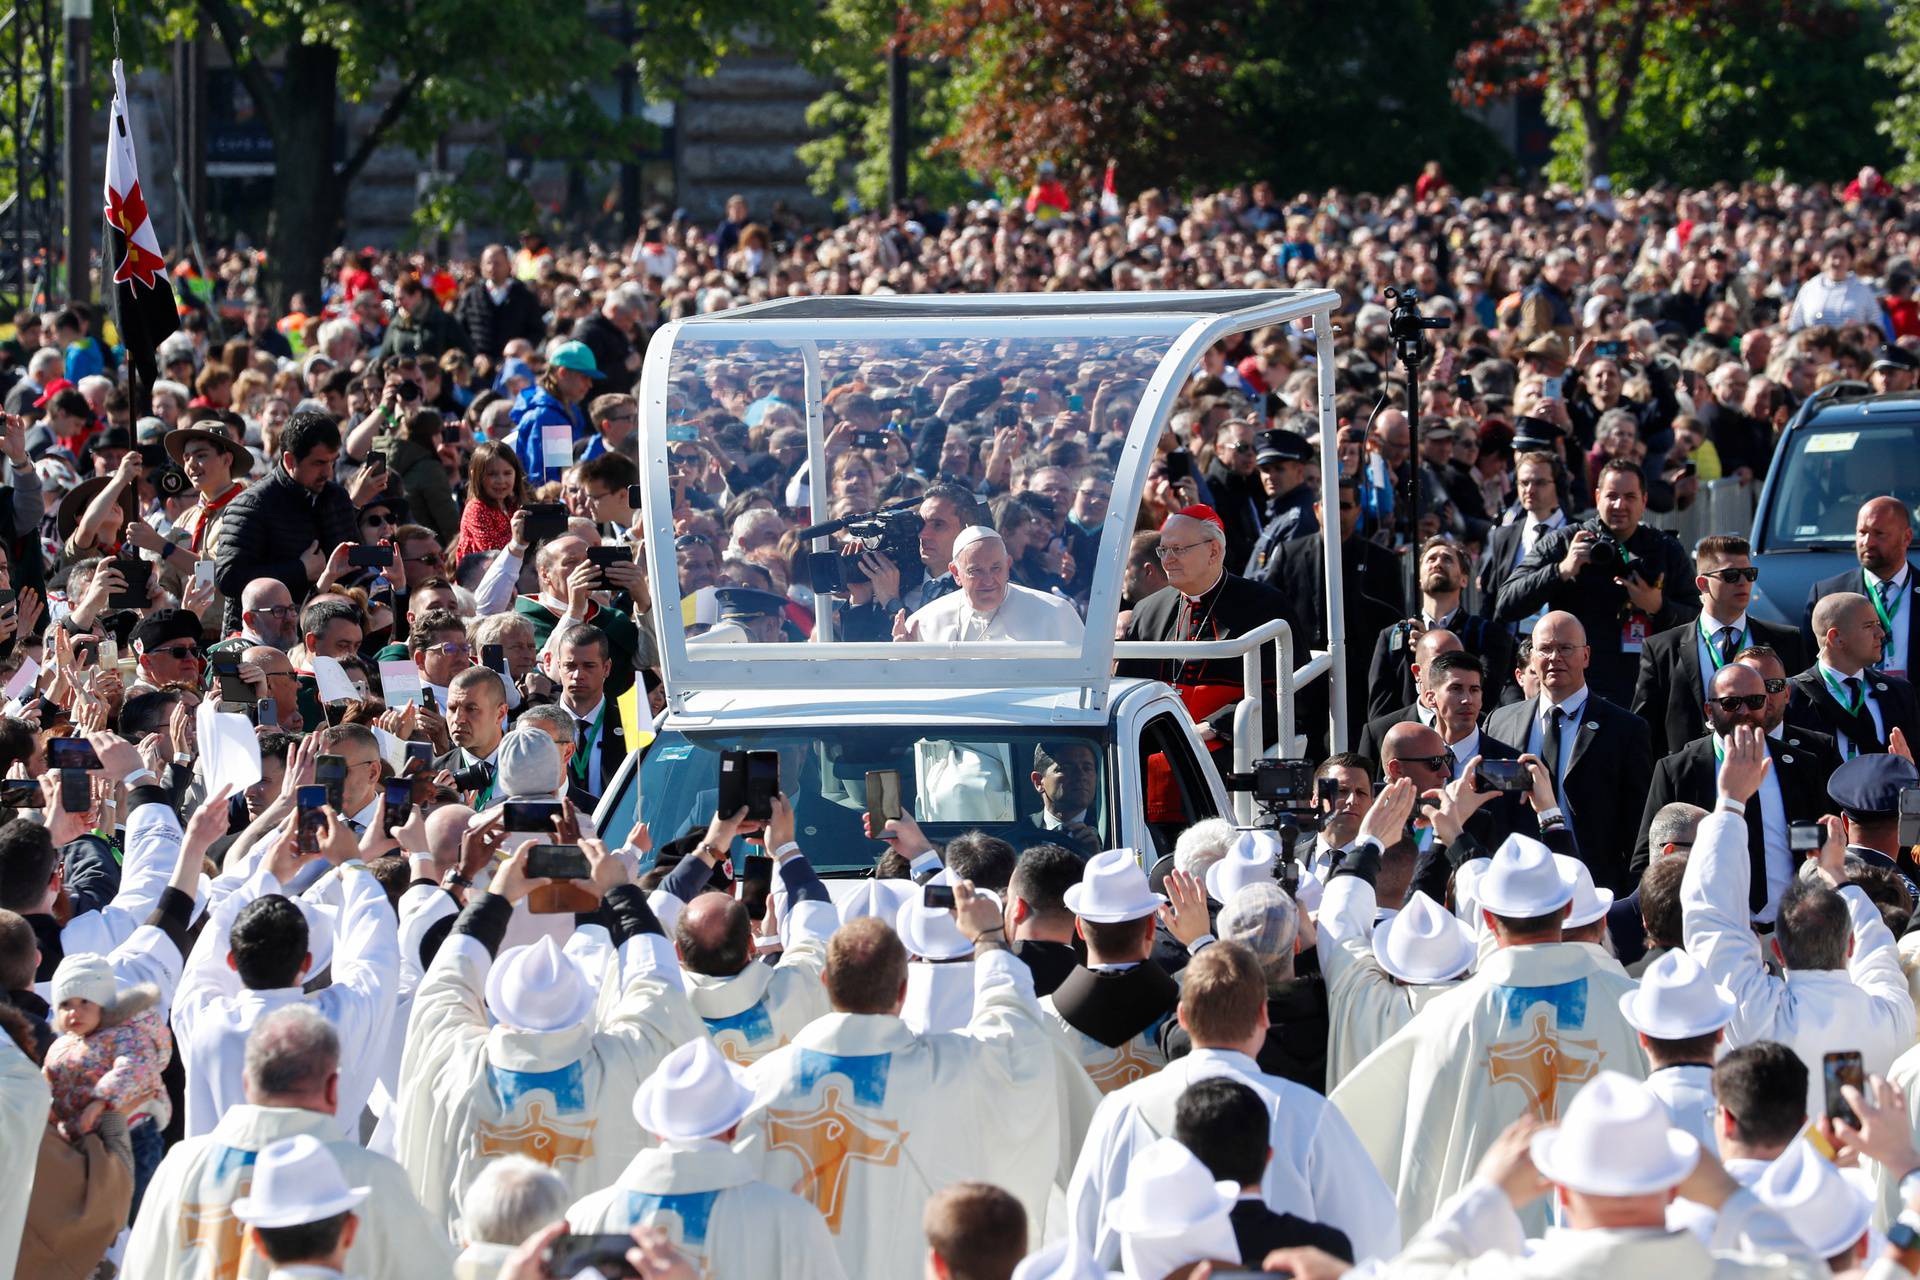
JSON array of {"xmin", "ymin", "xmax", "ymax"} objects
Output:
[
  {"xmin": 1874, "ymin": 0, "xmax": 1920, "ymax": 180},
  {"xmin": 160, "ymin": 0, "xmax": 817, "ymax": 306}
]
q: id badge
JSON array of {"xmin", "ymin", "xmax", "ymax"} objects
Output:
[{"xmin": 1621, "ymin": 611, "xmax": 1650, "ymax": 653}]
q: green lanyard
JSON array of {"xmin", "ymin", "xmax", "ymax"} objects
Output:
[
  {"xmin": 1699, "ymin": 618, "xmax": 1746, "ymax": 671},
  {"xmin": 1820, "ymin": 666, "xmax": 1866, "ymax": 715},
  {"xmin": 569, "ymin": 702, "xmax": 605, "ymax": 786},
  {"xmin": 1867, "ymin": 571, "xmax": 1905, "ymax": 643}
]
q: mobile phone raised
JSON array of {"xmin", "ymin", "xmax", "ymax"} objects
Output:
[
  {"xmin": 865, "ymin": 769, "xmax": 902, "ymax": 835},
  {"xmin": 1825, "ymin": 1050, "xmax": 1865, "ymax": 1128},
  {"xmin": 502, "ymin": 800, "xmax": 564, "ymax": 833},
  {"xmin": 524, "ymin": 843, "xmax": 592, "ymax": 880},
  {"xmin": 47, "ymin": 737, "xmax": 101, "ymax": 771},
  {"xmin": 1476, "ymin": 760, "xmax": 1533, "ymax": 792},
  {"xmin": 296, "ymin": 785, "xmax": 329, "ymax": 856}
]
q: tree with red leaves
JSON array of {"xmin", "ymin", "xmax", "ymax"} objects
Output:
[{"xmin": 1456, "ymin": 0, "xmax": 1724, "ymax": 182}]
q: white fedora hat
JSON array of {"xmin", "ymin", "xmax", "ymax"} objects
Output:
[
  {"xmin": 484, "ymin": 936, "xmax": 597, "ymax": 1033},
  {"xmin": 1529, "ymin": 1071, "xmax": 1700, "ymax": 1196},
  {"xmin": 1010, "ymin": 1240, "xmax": 1105, "ymax": 1280},
  {"xmin": 1063, "ymin": 848, "xmax": 1165, "ymax": 924},
  {"xmin": 1204, "ymin": 830, "xmax": 1280, "ymax": 903},
  {"xmin": 1617, "ymin": 949, "xmax": 1737, "ymax": 1040},
  {"xmin": 1106, "ymin": 1137, "xmax": 1239, "ymax": 1236},
  {"xmin": 230, "ymin": 1134, "xmax": 370, "ymax": 1229},
  {"xmin": 632, "ymin": 1038, "xmax": 756, "ymax": 1142},
  {"xmin": 1372, "ymin": 890, "xmax": 1476, "ymax": 985},
  {"xmin": 1476, "ymin": 835, "xmax": 1575, "ymax": 918},
  {"xmin": 1555, "ymin": 854, "xmax": 1615, "ymax": 929},
  {"xmin": 894, "ymin": 889, "xmax": 1000, "ymax": 961},
  {"xmin": 836, "ymin": 877, "xmax": 916, "ymax": 926},
  {"xmin": 1753, "ymin": 1140, "xmax": 1873, "ymax": 1258}
]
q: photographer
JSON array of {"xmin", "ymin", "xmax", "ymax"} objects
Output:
[{"xmin": 1494, "ymin": 459, "xmax": 1697, "ymax": 706}]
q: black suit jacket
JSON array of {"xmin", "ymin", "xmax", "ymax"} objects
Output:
[
  {"xmin": 1632, "ymin": 729, "xmax": 1841, "ymax": 912},
  {"xmin": 1631, "ymin": 616, "xmax": 1806, "ymax": 759},
  {"xmin": 1364, "ymin": 610, "xmax": 1515, "ymax": 719},
  {"xmin": 1356, "ymin": 704, "xmax": 1419, "ymax": 765},
  {"xmin": 1803, "ymin": 559, "xmax": 1920, "ymax": 670},
  {"xmin": 1476, "ymin": 519, "xmax": 1531, "ymax": 621},
  {"xmin": 1117, "ymin": 574, "xmax": 1300, "ymax": 746},
  {"xmin": 1485, "ymin": 690, "xmax": 1653, "ymax": 893},
  {"xmin": 1787, "ymin": 666, "xmax": 1920, "ymax": 757},
  {"xmin": 1229, "ymin": 1199, "xmax": 1354, "ymax": 1265},
  {"xmin": 1267, "ymin": 533, "xmax": 1401, "ymax": 755}
]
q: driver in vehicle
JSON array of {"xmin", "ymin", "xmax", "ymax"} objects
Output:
[
  {"xmin": 1029, "ymin": 740, "xmax": 1098, "ymax": 832},
  {"xmin": 892, "ymin": 525, "xmax": 1085, "ymax": 644}
]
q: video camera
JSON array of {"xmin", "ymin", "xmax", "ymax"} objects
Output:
[
  {"xmin": 1384, "ymin": 286, "xmax": 1451, "ymax": 372},
  {"xmin": 1223, "ymin": 759, "xmax": 1326, "ymax": 896},
  {"xmin": 800, "ymin": 498, "xmax": 927, "ymax": 596}
]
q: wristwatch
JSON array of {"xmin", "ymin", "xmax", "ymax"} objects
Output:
[{"xmin": 1888, "ymin": 1212, "xmax": 1920, "ymax": 1274}]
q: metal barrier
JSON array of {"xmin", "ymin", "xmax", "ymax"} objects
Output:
[{"xmin": 1644, "ymin": 476, "xmax": 1755, "ymax": 548}]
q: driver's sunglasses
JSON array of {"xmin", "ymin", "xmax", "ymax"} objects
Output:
[
  {"xmin": 1702, "ymin": 567, "xmax": 1759, "ymax": 584},
  {"xmin": 1709, "ymin": 694, "xmax": 1767, "ymax": 712}
]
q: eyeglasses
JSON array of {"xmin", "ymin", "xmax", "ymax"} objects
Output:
[
  {"xmin": 254, "ymin": 604, "xmax": 295, "ymax": 618},
  {"xmin": 1398, "ymin": 752, "xmax": 1453, "ymax": 773},
  {"xmin": 150, "ymin": 643, "xmax": 202, "ymax": 661},
  {"xmin": 401, "ymin": 552, "xmax": 440, "ymax": 565},
  {"xmin": 1760, "ymin": 676, "xmax": 1787, "ymax": 694},
  {"xmin": 1708, "ymin": 694, "xmax": 1767, "ymax": 712},
  {"xmin": 1702, "ymin": 567, "xmax": 1760, "ymax": 584},
  {"xmin": 1156, "ymin": 541, "xmax": 1212, "ymax": 561},
  {"xmin": 428, "ymin": 642, "xmax": 472, "ymax": 657}
]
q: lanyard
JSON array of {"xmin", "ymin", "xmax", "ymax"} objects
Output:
[
  {"xmin": 1867, "ymin": 571, "xmax": 1905, "ymax": 642},
  {"xmin": 569, "ymin": 702, "xmax": 605, "ymax": 786},
  {"xmin": 1698, "ymin": 618, "xmax": 1746, "ymax": 671},
  {"xmin": 1820, "ymin": 666, "xmax": 1866, "ymax": 716}
]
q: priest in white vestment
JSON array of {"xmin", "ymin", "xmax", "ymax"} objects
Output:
[
  {"xmin": 1329, "ymin": 833, "xmax": 1647, "ymax": 1238},
  {"xmin": 0, "ymin": 1022, "xmax": 49, "ymax": 1275},
  {"xmin": 126, "ymin": 1005, "xmax": 449, "ymax": 1280},
  {"xmin": 1619, "ymin": 948, "xmax": 1737, "ymax": 1154},
  {"xmin": 894, "ymin": 526, "xmax": 1084, "ymax": 644},
  {"xmin": 396, "ymin": 842, "xmax": 703, "ymax": 1234},
  {"xmin": 568, "ymin": 1039, "xmax": 845, "ymax": 1279},
  {"xmin": 1068, "ymin": 941, "xmax": 1399, "ymax": 1268},
  {"xmin": 734, "ymin": 884, "xmax": 1068, "ymax": 1279}
]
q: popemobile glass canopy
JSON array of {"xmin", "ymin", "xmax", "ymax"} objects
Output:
[{"xmin": 637, "ymin": 289, "xmax": 1344, "ymax": 700}]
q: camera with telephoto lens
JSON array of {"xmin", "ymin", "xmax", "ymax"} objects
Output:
[
  {"xmin": 1584, "ymin": 522, "xmax": 1628, "ymax": 574},
  {"xmin": 1385, "ymin": 285, "xmax": 1451, "ymax": 369},
  {"xmin": 449, "ymin": 762, "xmax": 491, "ymax": 792},
  {"xmin": 800, "ymin": 500, "xmax": 926, "ymax": 596}
]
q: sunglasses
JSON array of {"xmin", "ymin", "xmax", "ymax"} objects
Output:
[
  {"xmin": 1708, "ymin": 694, "xmax": 1767, "ymax": 712},
  {"xmin": 1399, "ymin": 752, "xmax": 1453, "ymax": 772},
  {"xmin": 1760, "ymin": 677, "xmax": 1787, "ymax": 694},
  {"xmin": 1702, "ymin": 567, "xmax": 1759, "ymax": 583},
  {"xmin": 362, "ymin": 513, "xmax": 395, "ymax": 528},
  {"xmin": 151, "ymin": 643, "xmax": 203, "ymax": 661}
]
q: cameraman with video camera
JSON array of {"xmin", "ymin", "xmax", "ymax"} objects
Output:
[
  {"xmin": 835, "ymin": 482, "xmax": 983, "ymax": 640},
  {"xmin": 1495, "ymin": 457, "xmax": 1697, "ymax": 705}
]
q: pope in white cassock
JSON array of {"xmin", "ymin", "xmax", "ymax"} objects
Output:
[
  {"xmin": 397, "ymin": 841, "xmax": 704, "ymax": 1235},
  {"xmin": 1330, "ymin": 828, "xmax": 1647, "ymax": 1238},
  {"xmin": 734, "ymin": 883, "xmax": 1071, "ymax": 1280},
  {"xmin": 894, "ymin": 525, "xmax": 1085, "ymax": 644},
  {"xmin": 567, "ymin": 1038, "xmax": 846, "ymax": 1280}
]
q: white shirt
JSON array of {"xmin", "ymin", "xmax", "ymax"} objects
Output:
[
  {"xmin": 1514, "ymin": 510, "xmax": 1566, "ymax": 633},
  {"xmin": 1444, "ymin": 727, "xmax": 1482, "ymax": 780},
  {"xmin": 1039, "ymin": 807, "xmax": 1089, "ymax": 829},
  {"xmin": 1710, "ymin": 732, "xmax": 1791, "ymax": 923},
  {"xmin": 902, "ymin": 582, "xmax": 1085, "ymax": 644},
  {"xmin": 1816, "ymin": 658, "xmax": 1887, "ymax": 757},
  {"xmin": 1866, "ymin": 564, "xmax": 1912, "ymax": 677},
  {"xmin": 1693, "ymin": 611, "xmax": 1751, "ymax": 701},
  {"xmin": 1524, "ymin": 687, "xmax": 1589, "ymax": 792},
  {"xmin": 562, "ymin": 694, "xmax": 610, "ymax": 795},
  {"xmin": 1788, "ymin": 272, "xmax": 1883, "ymax": 331}
]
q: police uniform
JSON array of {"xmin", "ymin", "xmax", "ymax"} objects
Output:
[
  {"xmin": 1243, "ymin": 430, "xmax": 1319, "ymax": 578},
  {"xmin": 1827, "ymin": 752, "xmax": 1920, "ymax": 904}
]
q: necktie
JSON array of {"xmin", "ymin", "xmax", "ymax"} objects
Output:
[
  {"xmin": 1843, "ymin": 676, "xmax": 1864, "ymax": 711},
  {"xmin": 576, "ymin": 717, "xmax": 593, "ymax": 751},
  {"xmin": 1717, "ymin": 625, "xmax": 1739, "ymax": 667},
  {"xmin": 1542, "ymin": 707, "xmax": 1565, "ymax": 787},
  {"xmin": 1534, "ymin": 522, "xmax": 1551, "ymax": 538}
]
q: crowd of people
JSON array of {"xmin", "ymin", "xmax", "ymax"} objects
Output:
[{"xmin": 3, "ymin": 161, "xmax": 1920, "ymax": 1280}]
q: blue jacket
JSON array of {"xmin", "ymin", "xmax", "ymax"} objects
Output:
[{"xmin": 512, "ymin": 386, "xmax": 590, "ymax": 485}]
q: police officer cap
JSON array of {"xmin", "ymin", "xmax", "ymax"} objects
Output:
[
  {"xmin": 1255, "ymin": 429, "xmax": 1313, "ymax": 465},
  {"xmin": 1827, "ymin": 752, "xmax": 1920, "ymax": 818},
  {"xmin": 714, "ymin": 586, "xmax": 787, "ymax": 621},
  {"xmin": 1872, "ymin": 344, "xmax": 1920, "ymax": 373}
]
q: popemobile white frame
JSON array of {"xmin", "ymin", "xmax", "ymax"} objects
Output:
[{"xmin": 635, "ymin": 289, "xmax": 1353, "ymax": 769}]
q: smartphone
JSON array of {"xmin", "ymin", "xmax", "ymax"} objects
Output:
[
  {"xmin": 440, "ymin": 424, "xmax": 460, "ymax": 445},
  {"xmin": 346, "ymin": 543, "xmax": 390, "ymax": 570},
  {"xmin": 502, "ymin": 799, "xmax": 564, "ymax": 833},
  {"xmin": 543, "ymin": 1234, "xmax": 639, "ymax": 1280},
  {"xmin": 1596, "ymin": 340, "xmax": 1627, "ymax": 361},
  {"xmin": 1825, "ymin": 1050, "xmax": 1865, "ymax": 1128},
  {"xmin": 1541, "ymin": 375, "xmax": 1564, "ymax": 400},
  {"xmin": 97, "ymin": 639, "xmax": 117, "ymax": 672},
  {"xmin": 524, "ymin": 843, "xmax": 591, "ymax": 880},
  {"xmin": 422, "ymin": 686, "xmax": 438, "ymax": 714},
  {"xmin": 1676, "ymin": 459, "xmax": 1698, "ymax": 478},
  {"xmin": 314, "ymin": 754, "xmax": 348, "ymax": 813},
  {"xmin": 107, "ymin": 557, "xmax": 152, "ymax": 610},
  {"xmin": 626, "ymin": 483, "xmax": 643, "ymax": 510},
  {"xmin": 995, "ymin": 406, "xmax": 1019, "ymax": 429},
  {"xmin": 717, "ymin": 749, "xmax": 779, "ymax": 822},
  {"xmin": 296, "ymin": 785, "xmax": 328, "ymax": 856},
  {"xmin": 923, "ymin": 883, "xmax": 956, "ymax": 910},
  {"xmin": 47, "ymin": 737, "xmax": 101, "ymax": 771},
  {"xmin": 209, "ymin": 651, "xmax": 253, "ymax": 703},
  {"xmin": 380, "ymin": 782, "xmax": 414, "ymax": 832},
  {"xmin": 522, "ymin": 502, "xmax": 569, "ymax": 544},
  {"xmin": 1163, "ymin": 449, "xmax": 1193, "ymax": 484},
  {"xmin": 1455, "ymin": 374, "xmax": 1476, "ymax": 399},
  {"xmin": 852, "ymin": 430, "xmax": 888, "ymax": 449},
  {"xmin": 58, "ymin": 769, "xmax": 88, "ymax": 814},
  {"xmin": 254, "ymin": 697, "xmax": 278, "ymax": 728},
  {"xmin": 586, "ymin": 545, "xmax": 632, "ymax": 585},
  {"xmin": 481, "ymin": 643, "xmax": 507, "ymax": 675},
  {"xmin": 665, "ymin": 424, "xmax": 699, "ymax": 443},
  {"xmin": 1476, "ymin": 760, "xmax": 1533, "ymax": 793},
  {"xmin": 403, "ymin": 740, "xmax": 434, "ymax": 776},
  {"xmin": 865, "ymin": 769, "xmax": 902, "ymax": 834},
  {"xmin": 0, "ymin": 778, "xmax": 40, "ymax": 808},
  {"xmin": 1790, "ymin": 821, "xmax": 1825, "ymax": 854},
  {"xmin": 1067, "ymin": 393, "xmax": 1085, "ymax": 412}
]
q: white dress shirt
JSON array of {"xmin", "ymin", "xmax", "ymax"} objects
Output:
[
  {"xmin": 1866, "ymin": 564, "xmax": 1912, "ymax": 677},
  {"xmin": 1443, "ymin": 727, "xmax": 1482, "ymax": 780},
  {"xmin": 563, "ymin": 694, "xmax": 610, "ymax": 795},
  {"xmin": 1524, "ymin": 687, "xmax": 1589, "ymax": 793},
  {"xmin": 1711, "ymin": 732, "xmax": 1791, "ymax": 923},
  {"xmin": 1816, "ymin": 658, "xmax": 1887, "ymax": 757},
  {"xmin": 1513, "ymin": 509, "xmax": 1566, "ymax": 633},
  {"xmin": 1693, "ymin": 611, "xmax": 1750, "ymax": 700}
]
